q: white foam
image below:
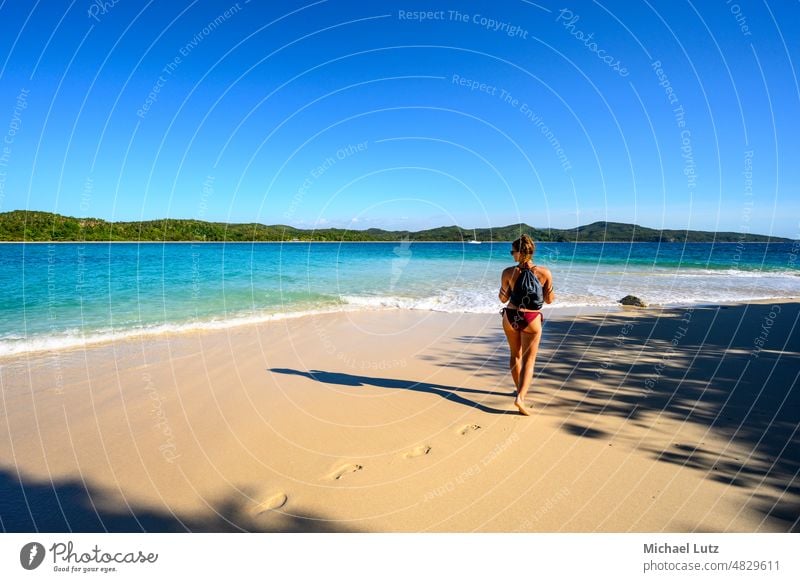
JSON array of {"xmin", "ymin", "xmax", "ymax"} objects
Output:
[
  {"xmin": 3, "ymin": 272, "xmax": 799, "ymax": 358},
  {"xmin": 657, "ymin": 268, "xmax": 798, "ymax": 278},
  {"xmin": 0, "ymin": 304, "xmax": 363, "ymax": 358},
  {"xmin": 340, "ymin": 289, "xmax": 499, "ymax": 313}
]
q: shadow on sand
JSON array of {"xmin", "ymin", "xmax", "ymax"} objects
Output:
[
  {"xmin": 269, "ymin": 368, "xmax": 516, "ymax": 415},
  {"xmin": 432, "ymin": 304, "xmax": 800, "ymax": 532},
  {"xmin": 0, "ymin": 467, "xmax": 356, "ymax": 532}
]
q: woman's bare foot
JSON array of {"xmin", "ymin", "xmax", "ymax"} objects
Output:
[{"xmin": 514, "ymin": 397, "xmax": 531, "ymax": 416}]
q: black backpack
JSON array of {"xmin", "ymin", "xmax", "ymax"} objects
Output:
[{"xmin": 511, "ymin": 265, "xmax": 544, "ymax": 310}]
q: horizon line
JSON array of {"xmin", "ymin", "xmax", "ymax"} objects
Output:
[{"xmin": 0, "ymin": 209, "xmax": 792, "ymax": 239}]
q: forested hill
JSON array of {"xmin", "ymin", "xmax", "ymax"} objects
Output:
[{"xmin": 0, "ymin": 211, "xmax": 789, "ymax": 242}]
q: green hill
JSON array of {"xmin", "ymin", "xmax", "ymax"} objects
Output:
[{"xmin": 0, "ymin": 211, "xmax": 789, "ymax": 243}]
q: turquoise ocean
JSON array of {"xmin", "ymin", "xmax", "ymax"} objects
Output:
[{"xmin": 1, "ymin": 241, "xmax": 798, "ymax": 357}]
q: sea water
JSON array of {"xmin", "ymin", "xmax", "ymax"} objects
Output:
[{"xmin": 1, "ymin": 241, "xmax": 798, "ymax": 356}]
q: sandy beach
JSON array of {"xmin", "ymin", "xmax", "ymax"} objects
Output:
[{"xmin": 0, "ymin": 301, "xmax": 797, "ymax": 532}]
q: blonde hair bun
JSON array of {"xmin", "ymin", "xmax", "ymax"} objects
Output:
[{"xmin": 513, "ymin": 234, "xmax": 535, "ymax": 257}]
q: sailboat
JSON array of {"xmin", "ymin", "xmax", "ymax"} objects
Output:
[{"xmin": 468, "ymin": 229, "xmax": 481, "ymax": 244}]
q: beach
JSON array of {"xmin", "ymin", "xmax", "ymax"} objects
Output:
[{"xmin": 1, "ymin": 300, "xmax": 797, "ymax": 532}]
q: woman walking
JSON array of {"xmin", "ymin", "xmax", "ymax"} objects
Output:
[{"xmin": 499, "ymin": 235, "xmax": 555, "ymax": 415}]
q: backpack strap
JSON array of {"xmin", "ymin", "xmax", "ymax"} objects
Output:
[
  {"xmin": 509, "ymin": 263, "xmax": 534, "ymax": 295},
  {"xmin": 509, "ymin": 264, "xmax": 524, "ymax": 287}
]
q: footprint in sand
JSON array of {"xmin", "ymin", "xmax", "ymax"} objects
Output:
[
  {"xmin": 252, "ymin": 492, "xmax": 288, "ymax": 516},
  {"xmin": 404, "ymin": 445, "xmax": 432, "ymax": 459},
  {"xmin": 329, "ymin": 463, "xmax": 364, "ymax": 480},
  {"xmin": 459, "ymin": 424, "xmax": 482, "ymax": 435}
]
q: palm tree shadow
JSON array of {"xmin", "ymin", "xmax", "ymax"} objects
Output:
[
  {"xmin": 429, "ymin": 305, "xmax": 800, "ymax": 532},
  {"xmin": 0, "ymin": 467, "xmax": 356, "ymax": 532},
  {"xmin": 269, "ymin": 368, "xmax": 515, "ymax": 415}
]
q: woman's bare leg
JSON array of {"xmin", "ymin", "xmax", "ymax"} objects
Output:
[
  {"xmin": 502, "ymin": 313, "xmax": 522, "ymax": 393},
  {"xmin": 515, "ymin": 320, "xmax": 543, "ymax": 415}
]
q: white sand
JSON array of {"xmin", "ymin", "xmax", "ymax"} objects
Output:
[{"xmin": 1, "ymin": 301, "xmax": 797, "ymax": 532}]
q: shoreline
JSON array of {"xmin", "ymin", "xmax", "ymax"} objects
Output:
[
  {"xmin": 2, "ymin": 297, "xmax": 797, "ymax": 361},
  {"xmin": 1, "ymin": 299, "xmax": 797, "ymax": 532}
]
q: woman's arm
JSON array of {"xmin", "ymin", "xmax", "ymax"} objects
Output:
[
  {"xmin": 542, "ymin": 268, "xmax": 555, "ymax": 304},
  {"xmin": 498, "ymin": 269, "xmax": 511, "ymax": 303}
]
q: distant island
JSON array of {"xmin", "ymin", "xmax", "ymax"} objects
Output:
[{"xmin": 0, "ymin": 210, "xmax": 790, "ymax": 243}]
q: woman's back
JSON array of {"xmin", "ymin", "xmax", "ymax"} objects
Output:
[{"xmin": 509, "ymin": 264, "xmax": 544, "ymax": 310}]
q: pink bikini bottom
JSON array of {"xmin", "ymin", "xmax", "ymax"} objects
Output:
[{"xmin": 502, "ymin": 307, "xmax": 543, "ymax": 331}]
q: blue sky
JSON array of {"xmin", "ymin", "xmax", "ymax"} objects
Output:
[{"xmin": 0, "ymin": 0, "xmax": 798, "ymax": 237}]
